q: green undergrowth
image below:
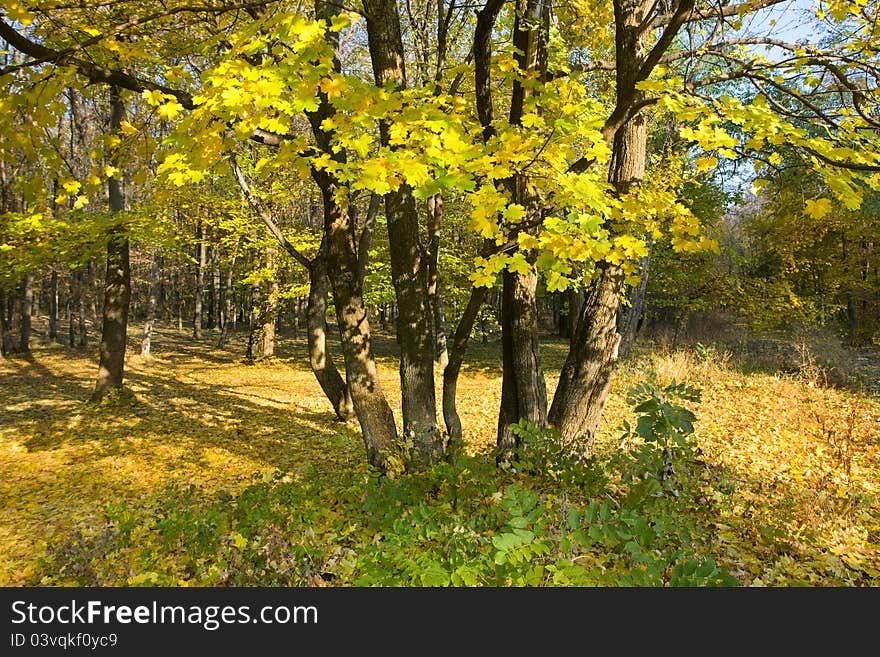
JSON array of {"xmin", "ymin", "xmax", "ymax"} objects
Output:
[{"xmin": 33, "ymin": 377, "xmax": 736, "ymax": 587}]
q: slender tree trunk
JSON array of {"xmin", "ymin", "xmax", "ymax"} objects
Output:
[
  {"xmin": 49, "ymin": 270, "xmax": 58, "ymax": 340},
  {"xmin": 427, "ymin": 194, "xmax": 449, "ymax": 367},
  {"xmin": 193, "ymin": 220, "xmax": 205, "ymax": 339},
  {"xmin": 141, "ymin": 252, "xmax": 159, "ymax": 358},
  {"xmin": 92, "ymin": 87, "xmax": 131, "ymax": 401},
  {"xmin": 442, "ymin": 286, "xmax": 486, "ymax": 461},
  {"xmin": 68, "ymin": 271, "xmax": 77, "ymax": 348},
  {"xmin": 19, "ymin": 274, "xmax": 33, "ymax": 352},
  {"xmin": 260, "ymin": 246, "xmax": 278, "ymax": 358},
  {"xmin": 618, "ymin": 243, "xmax": 651, "ymax": 359},
  {"xmin": 212, "ymin": 246, "xmax": 222, "ymax": 331},
  {"xmin": 0, "ymin": 288, "xmax": 10, "ymax": 357},
  {"xmin": 307, "ymin": 252, "xmax": 354, "ymax": 421},
  {"xmin": 217, "ymin": 251, "xmax": 237, "ymax": 348},
  {"xmin": 78, "ymin": 270, "xmax": 87, "ymax": 347}
]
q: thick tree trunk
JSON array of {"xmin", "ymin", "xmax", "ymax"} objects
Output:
[
  {"xmin": 92, "ymin": 88, "xmax": 131, "ymax": 402},
  {"xmin": 363, "ymin": 0, "xmax": 442, "ymax": 468},
  {"xmin": 442, "ymin": 285, "xmax": 486, "ymax": 461},
  {"xmin": 19, "ymin": 274, "xmax": 33, "ymax": 352},
  {"xmin": 307, "ymin": 253, "xmax": 354, "ymax": 421},
  {"xmin": 141, "ymin": 253, "xmax": 159, "ymax": 358},
  {"xmin": 321, "ymin": 185, "xmax": 399, "ymax": 471},
  {"xmin": 548, "ymin": 0, "xmax": 648, "ymax": 450},
  {"xmin": 193, "ymin": 220, "xmax": 205, "ymax": 339},
  {"xmin": 548, "ymin": 262, "xmax": 624, "ymax": 448},
  {"xmin": 497, "ymin": 265, "xmax": 548, "ymax": 457}
]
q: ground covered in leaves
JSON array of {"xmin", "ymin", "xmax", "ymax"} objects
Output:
[{"xmin": 1, "ymin": 323, "xmax": 878, "ymax": 586}]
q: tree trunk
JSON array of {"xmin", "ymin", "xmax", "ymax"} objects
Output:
[
  {"xmin": 19, "ymin": 274, "xmax": 33, "ymax": 352},
  {"xmin": 548, "ymin": 0, "xmax": 648, "ymax": 450},
  {"xmin": 260, "ymin": 246, "xmax": 278, "ymax": 358},
  {"xmin": 0, "ymin": 287, "xmax": 10, "ymax": 357},
  {"xmin": 92, "ymin": 88, "xmax": 131, "ymax": 402},
  {"xmin": 363, "ymin": 0, "xmax": 442, "ymax": 469},
  {"xmin": 427, "ymin": 194, "xmax": 449, "ymax": 367},
  {"xmin": 141, "ymin": 252, "xmax": 159, "ymax": 358},
  {"xmin": 307, "ymin": 252, "xmax": 354, "ymax": 421},
  {"xmin": 49, "ymin": 269, "xmax": 58, "ymax": 340},
  {"xmin": 212, "ymin": 246, "xmax": 222, "ymax": 331},
  {"xmin": 78, "ymin": 270, "xmax": 87, "ymax": 347},
  {"xmin": 442, "ymin": 285, "xmax": 486, "ymax": 461},
  {"xmin": 193, "ymin": 220, "xmax": 205, "ymax": 339},
  {"xmin": 497, "ymin": 264, "xmax": 548, "ymax": 457},
  {"xmin": 321, "ymin": 184, "xmax": 399, "ymax": 471},
  {"xmin": 618, "ymin": 243, "xmax": 651, "ymax": 359},
  {"xmin": 217, "ymin": 252, "xmax": 237, "ymax": 348}
]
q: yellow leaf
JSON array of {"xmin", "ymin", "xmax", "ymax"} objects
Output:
[
  {"xmin": 695, "ymin": 156, "xmax": 717, "ymax": 172},
  {"xmin": 804, "ymin": 197, "xmax": 832, "ymax": 220}
]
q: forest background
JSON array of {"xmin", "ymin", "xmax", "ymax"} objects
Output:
[{"xmin": 1, "ymin": 0, "xmax": 879, "ymax": 586}]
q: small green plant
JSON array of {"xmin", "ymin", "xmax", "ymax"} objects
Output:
[{"xmin": 620, "ymin": 373, "xmax": 702, "ymax": 498}]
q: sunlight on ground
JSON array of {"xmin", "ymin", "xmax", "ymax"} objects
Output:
[{"xmin": 1, "ymin": 327, "xmax": 878, "ymax": 585}]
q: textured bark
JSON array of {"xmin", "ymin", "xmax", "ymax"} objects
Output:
[
  {"xmin": 427, "ymin": 194, "xmax": 449, "ymax": 367},
  {"xmin": 494, "ymin": 0, "xmax": 550, "ymax": 454},
  {"xmin": 548, "ymin": 0, "xmax": 650, "ymax": 449},
  {"xmin": 320, "ymin": 184, "xmax": 399, "ymax": 470},
  {"xmin": 92, "ymin": 88, "xmax": 130, "ymax": 401},
  {"xmin": 307, "ymin": 253, "xmax": 354, "ymax": 421},
  {"xmin": 363, "ymin": 0, "xmax": 442, "ymax": 468},
  {"xmin": 141, "ymin": 253, "xmax": 158, "ymax": 358},
  {"xmin": 497, "ymin": 265, "xmax": 548, "ymax": 456},
  {"xmin": 442, "ymin": 285, "xmax": 486, "ymax": 461},
  {"xmin": 549, "ymin": 262, "xmax": 625, "ymax": 448}
]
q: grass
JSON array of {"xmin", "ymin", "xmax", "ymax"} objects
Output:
[{"xmin": 1, "ymin": 320, "xmax": 878, "ymax": 585}]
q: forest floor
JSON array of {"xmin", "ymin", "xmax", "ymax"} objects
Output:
[{"xmin": 1, "ymin": 320, "xmax": 879, "ymax": 586}]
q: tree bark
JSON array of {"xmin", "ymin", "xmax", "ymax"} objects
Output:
[
  {"xmin": 442, "ymin": 285, "xmax": 486, "ymax": 461},
  {"xmin": 548, "ymin": 0, "xmax": 649, "ymax": 450},
  {"xmin": 307, "ymin": 251, "xmax": 354, "ymax": 421},
  {"xmin": 92, "ymin": 87, "xmax": 131, "ymax": 401},
  {"xmin": 363, "ymin": 0, "xmax": 442, "ymax": 469},
  {"xmin": 320, "ymin": 183, "xmax": 399, "ymax": 471},
  {"xmin": 497, "ymin": 264, "xmax": 548, "ymax": 457}
]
